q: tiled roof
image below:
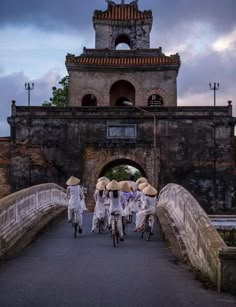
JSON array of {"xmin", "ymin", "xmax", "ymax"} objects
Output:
[
  {"xmin": 93, "ymin": 5, "xmax": 152, "ymax": 21},
  {"xmin": 66, "ymin": 56, "xmax": 180, "ymax": 66}
]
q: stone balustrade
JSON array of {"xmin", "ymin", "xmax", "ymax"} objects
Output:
[
  {"xmin": 0, "ymin": 183, "xmax": 67, "ymax": 259},
  {"xmin": 156, "ymin": 183, "xmax": 234, "ymax": 292}
]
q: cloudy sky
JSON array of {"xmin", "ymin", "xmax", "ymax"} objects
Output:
[{"xmin": 0, "ymin": 0, "xmax": 235, "ymax": 136}]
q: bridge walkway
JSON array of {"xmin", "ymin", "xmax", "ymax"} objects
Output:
[{"xmin": 0, "ymin": 212, "xmax": 235, "ymax": 307}]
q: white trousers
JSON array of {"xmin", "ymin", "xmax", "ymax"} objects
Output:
[
  {"xmin": 110, "ymin": 214, "xmax": 124, "ymax": 238},
  {"xmin": 68, "ymin": 208, "xmax": 83, "ymax": 227},
  {"xmin": 135, "ymin": 208, "xmax": 155, "ymax": 229}
]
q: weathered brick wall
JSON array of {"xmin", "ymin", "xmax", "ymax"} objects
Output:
[
  {"xmin": 7, "ymin": 104, "xmax": 236, "ymax": 213},
  {"xmin": 69, "ymin": 70, "xmax": 177, "ymax": 107},
  {"xmin": 0, "ymin": 138, "xmax": 11, "ymax": 199},
  {"xmin": 10, "ymin": 142, "xmax": 62, "ymax": 193},
  {"xmin": 159, "ymin": 118, "xmax": 236, "ymax": 212}
]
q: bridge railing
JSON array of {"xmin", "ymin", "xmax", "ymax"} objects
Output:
[
  {"xmin": 0, "ymin": 183, "xmax": 67, "ymax": 259},
  {"xmin": 156, "ymin": 183, "xmax": 227, "ymax": 290}
]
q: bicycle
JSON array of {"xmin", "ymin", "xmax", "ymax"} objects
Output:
[
  {"xmin": 141, "ymin": 214, "xmax": 154, "ymax": 241},
  {"xmin": 110, "ymin": 212, "xmax": 120, "ymax": 247}
]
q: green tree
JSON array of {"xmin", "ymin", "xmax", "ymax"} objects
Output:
[
  {"xmin": 43, "ymin": 76, "xmax": 69, "ymax": 107},
  {"xmin": 105, "ymin": 165, "xmax": 142, "ymax": 182}
]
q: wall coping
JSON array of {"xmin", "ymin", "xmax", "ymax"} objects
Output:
[
  {"xmin": 7, "ymin": 105, "xmax": 234, "ymax": 121},
  {"xmin": 0, "ymin": 183, "xmax": 66, "ymax": 211}
]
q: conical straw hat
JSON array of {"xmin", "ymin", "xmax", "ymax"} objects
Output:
[
  {"xmin": 120, "ymin": 181, "xmax": 131, "ymax": 192},
  {"xmin": 136, "ymin": 177, "xmax": 148, "ymax": 188},
  {"xmin": 138, "ymin": 182, "xmax": 149, "ymax": 191},
  {"xmin": 96, "ymin": 181, "xmax": 106, "ymax": 191},
  {"xmin": 97, "ymin": 180, "xmax": 108, "ymax": 188},
  {"xmin": 66, "ymin": 176, "xmax": 80, "ymax": 186},
  {"xmin": 118, "ymin": 180, "xmax": 125, "ymax": 189},
  {"xmin": 143, "ymin": 185, "xmax": 157, "ymax": 196},
  {"xmin": 97, "ymin": 176, "xmax": 110, "ymax": 184},
  {"xmin": 106, "ymin": 180, "xmax": 120, "ymax": 191}
]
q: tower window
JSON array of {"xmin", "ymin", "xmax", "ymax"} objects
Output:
[
  {"xmin": 82, "ymin": 94, "xmax": 97, "ymax": 106},
  {"xmin": 148, "ymin": 94, "xmax": 163, "ymax": 106},
  {"xmin": 115, "ymin": 34, "xmax": 131, "ymax": 50}
]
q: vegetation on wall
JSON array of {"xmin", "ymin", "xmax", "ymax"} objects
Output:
[
  {"xmin": 43, "ymin": 76, "xmax": 68, "ymax": 107},
  {"xmin": 218, "ymin": 229, "xmax": 236, "ymax": 247}
]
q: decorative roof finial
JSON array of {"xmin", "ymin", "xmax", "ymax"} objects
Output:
[
  {"xmin": 105, "ymin": 0, "xmax": 116, "ymax": 6},
  {"xmin": 130, "ymin": 0, "xmax": 139, "ymax": 7}
]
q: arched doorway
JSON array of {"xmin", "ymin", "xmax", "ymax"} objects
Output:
[{"xmin": 110, "ymin": 80, "xmax": 135, "ymax": 106}]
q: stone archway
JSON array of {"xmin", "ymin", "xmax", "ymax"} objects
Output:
[
  {"xmin": 110, "ymin": 80, "xmax": 135, "ymax": 106},
  {"xmin": 82, "ymin": 147, "xmax": 155, "ymax": 209}
]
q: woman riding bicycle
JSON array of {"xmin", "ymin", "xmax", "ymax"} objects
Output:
[
  {"xmin": 66, "ymin": 176, "xmax": 84, "ymax": 234},
  {"xmin": 91, "ymin": 180, "xmax": 107, "ymax": 232},
  {"xmin": 120, "ymin": 181, "xmax": 135, "ymax": 225},
  {"xmin": 106, "ymin": 180, "xmax": 125, "ymax": 241},
  {"xmin": 134, "ymin": 184, "xmax": 157, "ymax": 232}
]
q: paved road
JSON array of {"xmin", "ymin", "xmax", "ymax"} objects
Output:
[{"xmin": 0, "ymin": 212, "xmax": 235, "ymax": 307}]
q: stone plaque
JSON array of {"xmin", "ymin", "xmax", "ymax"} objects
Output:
[{"xmin": 107, "ymin": 124, "xmax": 136, "ymax": 139}]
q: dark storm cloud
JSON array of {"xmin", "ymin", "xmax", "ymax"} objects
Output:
[
  {"xmin": 0, "ymin": 71, "xmax": 61, "ymax": 136},
  {"xmin": 0, "ymin": 0, "xmax": 235, "ymax": 34},
  {"xmin": 178, "ymin": 51, "xmax": 236, "ymax": 95},
  {"xmin": 141, "ymin": 0, "xmax": 236, "ymax": 33},
  {"xmin": 0, "ymin": 0, "xmax": 106, "ymax": 32}
]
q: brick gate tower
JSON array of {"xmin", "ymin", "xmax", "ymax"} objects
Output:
[{"xmin": 66, "ymin": 0, "xmax": 180, "ymax": 107}]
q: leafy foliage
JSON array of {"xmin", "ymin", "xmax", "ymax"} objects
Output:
[
  {"xmin": 218, "ymin": 229, "xmax": 236, "ymax": 247},
  {"xmin": 105, "ymin": 165, "xmax": 142, "ymax": 182},
  {"xmin": 43, "ymin": 76, "xmax": 69, "ymax": 107}
]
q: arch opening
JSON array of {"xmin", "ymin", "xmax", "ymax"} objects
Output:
[
  {"xmin": 115, "ymin": 34, "xmax": 131, "ymax": 50},
  {"xmin": 82, "ymin": 94, "xmax": 97, "ymax": 106},
  {"xmin": 110, "ymin": 80, "xmax": 135, "ymax": 106},
  {"xmin": 99, "ymin": 159, "xmax": 146, "ymax": 182}
]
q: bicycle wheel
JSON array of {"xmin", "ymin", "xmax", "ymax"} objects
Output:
[
  {"xmin": 98, "ymin": 219, "xmax": 102, "ymax": 234},
  {"xmin": 112, "ymin": 234, "xmax": 116, "ymax": 247},
  {"xmin": 101, "ymin": 217, "xmax": 108, "ymax": 232},
  {"xmin": 145, "ymin": 226, "xmax": 151, "ymax": 241},
  {"xmin": 122, "ymin": 217, "xmax": 126, "ymax": 236},
  {"xmin": 116, "ymin": 225, "xmax": 119, "ymax": 244},
  {"xmin": 129, "ymin": 214, "xmax": 132, "ymax": 224},
  {"xmin": 111, "ymin": 218, "xmax": 116, "ymax": 247},
  {"xmin": 72, "ymin": 210, "xmax": 78, "ymax": 238},
  {"xmin": 73, "ymin": 222, "xmax": 78, "ymax": 238}
]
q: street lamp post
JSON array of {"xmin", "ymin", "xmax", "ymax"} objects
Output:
[
  {"xmin": 209, "ymin": 82, "xmax": 219, "ymax": 106},
  {"xmin": 123, "ymin": 101, "xmax": 157, "ymax": 188},
  {"xmin": 25, "ymin": 82, "xmax": 34, "ymax": 106},
  {"xmin": 209, "ymin": 82, "xmax": 219, "ymax": 210}
]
